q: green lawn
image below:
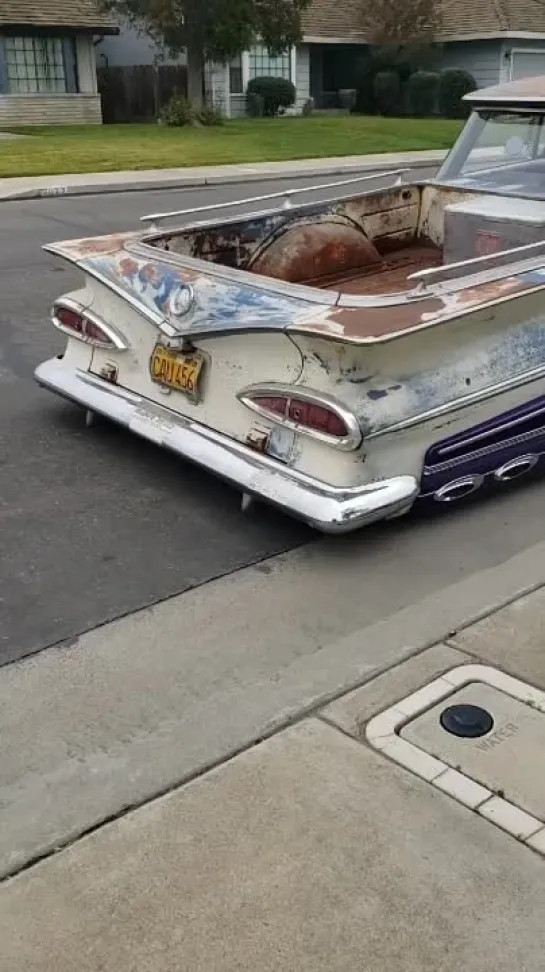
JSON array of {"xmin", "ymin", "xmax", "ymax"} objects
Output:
[{"xmin": 0, "ymin": 116, "xmax": 462, "ymax": 179}]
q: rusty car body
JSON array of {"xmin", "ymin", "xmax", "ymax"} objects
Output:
[{"xmin": 35, "ymin": 76, "xmax": 545, "ymax": 532}]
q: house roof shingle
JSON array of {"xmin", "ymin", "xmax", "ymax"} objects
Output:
[
  {"xmin": 0, "ymin": 0, "xmax": 117, "ymax": 33},
  {"xmin": 302, "ymin": 0, "xmax": 545, "ymax": 41},
  {"xmin": 302, "ymin": 0, "xmax": 368, "ymax": 41}
]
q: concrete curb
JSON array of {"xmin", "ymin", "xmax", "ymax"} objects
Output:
[{"xmin": 0, "ymin": 153, "xmax": 445, "ymax": 202}]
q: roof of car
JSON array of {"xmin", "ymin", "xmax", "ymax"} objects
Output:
[{"xmin": 465, "ymin": 76, "xmax": 545, "ymax": 108}]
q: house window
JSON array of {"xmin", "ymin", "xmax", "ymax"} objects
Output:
[
  {"xmin": 248, "ymin": 45, "xmax": 291, "ymax": 80},
  {"xmin": 229, "ymin": 55, "xmax": 243, "ymax": 94},
  {"xmin": 4, "ymin": 36, "xmax": 73, "ymax": 93}
]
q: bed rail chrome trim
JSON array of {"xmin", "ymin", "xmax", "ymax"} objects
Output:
[
  {"xmin": 410, "ymin": 237, "xmax": 545, "ymax": 289},
  {"xmin": 34, "ymin": 358, "xmax": 418, "ymax": 534},
  {"xmin": 141, "ymin": 169, "xmax": 411, "ymax": 228}
]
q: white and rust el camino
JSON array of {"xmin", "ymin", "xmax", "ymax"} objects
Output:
[{"xmin": 35, "ymin": 76, "xmax": 545, "ymax": 532}]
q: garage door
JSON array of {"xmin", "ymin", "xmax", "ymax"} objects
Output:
[{"xmin": 510, "ymin": 50, "xmax": 545, "ymax": 80}]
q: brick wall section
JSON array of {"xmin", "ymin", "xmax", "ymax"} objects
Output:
[{"xmin": 0, "ymin": 95, "xmax": 103, "ymax": 126}]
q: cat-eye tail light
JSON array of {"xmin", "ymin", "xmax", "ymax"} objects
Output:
[
  {"xmin": 238, "ymin": 383, "xmax": 362, "ymax": 452},
  {"xmin": 52, "ymin": 299, "xmax": 128, "ymax": 350}
]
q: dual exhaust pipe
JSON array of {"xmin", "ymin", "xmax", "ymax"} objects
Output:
[{"xmin": 432, "ymin": 454, "xmax": 539, "ymax": 503}]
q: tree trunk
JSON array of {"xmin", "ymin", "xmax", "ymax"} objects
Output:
[{"xmin": 187, "ymin": 43, "xmax": 204, "ymax": 109}]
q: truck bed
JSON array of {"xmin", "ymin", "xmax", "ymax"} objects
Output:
[{"xmin": 318, "ymin": 244, "xmax": 442, "ymax": 295}]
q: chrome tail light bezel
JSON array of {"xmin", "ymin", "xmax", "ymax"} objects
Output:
[
  {"xmin": 52, "ymin": 297, "xmax": 129, "ymax": 351},
  {"xmin": 237, "ymin": 382, "xmax": 363, "ymax": 452}
]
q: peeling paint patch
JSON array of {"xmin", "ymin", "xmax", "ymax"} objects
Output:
[
  {"xmin": 356, "ymin": 318, "xmax": 545, "ymax": 433},
  {"xmin": 76, "ymin": 250, "xmax": 334, "ymax": 335}
]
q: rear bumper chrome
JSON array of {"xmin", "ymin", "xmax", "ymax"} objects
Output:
[{"xmin": 35, "ymin": 358, "xmax": 419, "ymax": 534}]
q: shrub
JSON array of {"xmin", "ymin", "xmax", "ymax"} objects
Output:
[
  {"xmin": 373, "ymin": 70, "xmax": 402, "ymax": 116},
  {"xmin": 246, "ymin": 91, "xmax": 265, "ymax": 117},
  {"xmin": 354, "ymin": 49, "xmax": 412, "ymax": 114},
  {"xmin": 197, "ymin": 105, "xmax": 224, "ymax": 126},
  {"xmin": 160, "ymin": 94, "xmax": 194, "ymax": 127},
  {"xmin": 246, "ymin": 75, "xmax": 296, "ymax": 116},
  {"xmin": 408, "ymin": 70, "xmax": 439, "ymax": 116},
  {"xmin": 338, "ymin": 88, "xmax": 357, "ymax": 112},
  {"xmin": 354, "ymin": 63, "xmax": 376, "ymax": 114},
  {"xmin": 371, "ymin": 48, "xmax": 413, "ymax": 83},
  {"xmin": 302, "ymin": 97, "xmax": 314, "ymax": 116},
  {"xmin": 438, "ymin": 68, "xmax": 477, "ymax": 118}
]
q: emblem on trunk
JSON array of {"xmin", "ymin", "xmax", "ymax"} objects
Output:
[{"xmin": 169, "ymin": 283, "xmax": 194, "ymax": 319}]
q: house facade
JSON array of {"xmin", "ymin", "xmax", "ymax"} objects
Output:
[
  {"xmin": 300, "ymin": 0, "xmax": 545, "ymax": 105},
  {"xmin": 0, "ymin": 0, "xmax": 117, "ymax": 125},
  {"xmin": 97, "ymin": 0, "xmax": 545, "ymax": 119}
]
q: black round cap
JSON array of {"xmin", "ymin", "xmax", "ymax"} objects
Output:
[{"xmin": 439, "ymin": 704, "xmax": 494, "ymax": 738}]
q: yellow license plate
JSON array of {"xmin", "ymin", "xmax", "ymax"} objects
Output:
[{"xmin": 149, "ymin": 344, "xmax": 205, "ymax": 401}]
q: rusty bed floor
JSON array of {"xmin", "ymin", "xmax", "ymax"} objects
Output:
[{"xmin": 318, "ymin": 244, "xmax": 442, "ymax": 295}]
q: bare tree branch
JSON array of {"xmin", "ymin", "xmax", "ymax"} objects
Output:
[{"xmin": 360, "ymin": 0, "xmax": 440, "ymax": 46}]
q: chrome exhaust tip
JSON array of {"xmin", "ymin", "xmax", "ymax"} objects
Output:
[
  {"xmin": 493, "ymin": 455, "xmax": 539, "ymax": 482},
  {"xmin": 433, "ymin": 475, "xmax": 484, "ymax": 503}
]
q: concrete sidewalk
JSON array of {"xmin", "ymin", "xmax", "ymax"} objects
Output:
[
  {"xmin": 0, "ymin": 148, "xmax": 445, "ymax": 201},
  {"xmin": 1, "ymin": 579, "xmax": 545, "ymax": 970}
]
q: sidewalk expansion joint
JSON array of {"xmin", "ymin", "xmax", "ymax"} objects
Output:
[{"xmin": 3, "ymin": 580, "xmax": 545, "ymax": 884}]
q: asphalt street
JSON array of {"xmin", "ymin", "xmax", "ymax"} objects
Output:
[{"xmin": 2, "ymin": 178, "xmax": 545, "ymax": 666}]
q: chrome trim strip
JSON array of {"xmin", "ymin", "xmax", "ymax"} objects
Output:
[
  {"xmin": 52, "ymin": 296, "xmax": 129, "ymax": 350},
  {"xmin": 78, "ymin": 369, "xmax": 143, "ymax": 402},
  {"xmin": 365, "ymin": 363, "xmax": 545, "ymax": 440},
  {"xmin": 34, "ymin": 358, "xmax": 418, "ymax": 534},
  {"xmin": 410, "ymin": 237, "xmax": 545, "ymax": 288},
  {"xmin": 434, "ymin": 403, "xmax": 545, "ymax": 458},
  {"xmin": 424, "ymin": 423, "xmax": 545, "ymax": 475},
  {"xmin": 237, "ymin": 382, "xmax": 362, "ymax": 452},
  {"xmin": 465, "ymin": 97, "xmax": 545, "ymax": 108},
  {"xmin": 141, "ymin": 169, "xmax": 411, "ymax": 226}
]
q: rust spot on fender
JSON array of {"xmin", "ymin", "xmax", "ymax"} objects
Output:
[
  {"xmin": 328, "ymin": 300, "xmax": 444, "ymax": 340},
  {"xmin": 48, "ymin": 232, "xmax": 139, "ymax": 260}
]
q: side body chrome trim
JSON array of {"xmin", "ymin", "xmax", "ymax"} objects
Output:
[{"xmin": 365, "ymin": 363, "xmax": 545, "ymax": 440}]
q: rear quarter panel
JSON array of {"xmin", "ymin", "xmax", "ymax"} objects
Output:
[{"xmin": 294, "ymin": 286, "xmax": 545, "ymax": 482}]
